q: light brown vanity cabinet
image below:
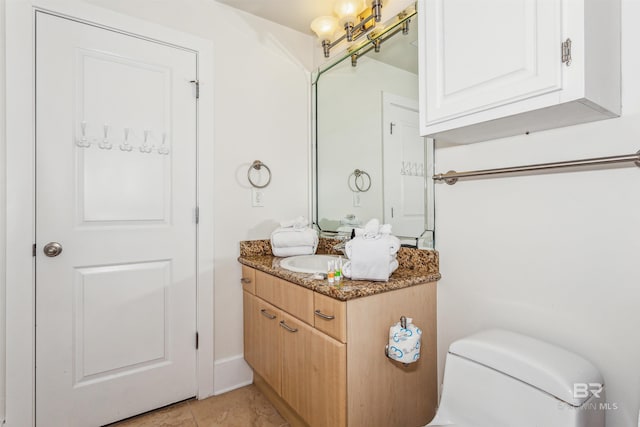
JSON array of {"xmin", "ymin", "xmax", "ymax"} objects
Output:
[
  {"xmin": 243, "ymin": 292, "xmax": 282, "ymax": 394},
  {"xmin": 242, "ymin": 265, "xmax": 436, "ymax": 427}
]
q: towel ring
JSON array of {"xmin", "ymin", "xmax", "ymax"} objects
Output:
[
  {"xmin": 348, "ymin": 169, "xmax": 371, "ymax": 192},
  {"xmin": 248, "ymin": 160, "xmax": 272, "ymax": 188}
]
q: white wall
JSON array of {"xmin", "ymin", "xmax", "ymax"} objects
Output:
[
  {"xmin": 317, "ymin": 56, "xmax": 418, "ymax": 230},
  {"xmin": 0, "ymin": 0, "xmax": 5, "ymax": 420},
  {"xmin": 434, "ymin": 1, "xmax": 640, "ymax": 425}
]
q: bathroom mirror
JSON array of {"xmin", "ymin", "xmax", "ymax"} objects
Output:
[{"xmin": 312, "ymin": 9, "xmax": 434, "ymax": 247}]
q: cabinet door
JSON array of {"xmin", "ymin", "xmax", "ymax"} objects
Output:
[
  {"xmin": 243, "ymin": 291, "xmax": 258, "ymax": 370},
  {"xmin": 253, "ymin": 296, "xmax": 283, "ymax": 394},
  {"xmin": 279, "ymin": 312, "xmax": 313, "ymax": 424},
  {"xmin": 423, "ymin": 0, "xmax": 562, "ymax": 125},
  {"xmin": 310, "ymin": 329, "xmax": 347, "ymax": 427},
  {"xmin": 314, "ymin": 292, "xmax": 347, "ymax": 343}
]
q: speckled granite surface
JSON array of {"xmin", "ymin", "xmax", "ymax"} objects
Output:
[{"xmin": 238, "ymin": 238, "xmax": 440, "ymax": 301}]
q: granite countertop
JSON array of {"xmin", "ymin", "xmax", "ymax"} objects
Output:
[{"xmin": 238, "ymin": 239, "xmax": 441, "ymax": 301}]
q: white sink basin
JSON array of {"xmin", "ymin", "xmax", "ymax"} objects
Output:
[{"xmin": 279, "ymin": 254, "xmax": 340, "ymax": 274}]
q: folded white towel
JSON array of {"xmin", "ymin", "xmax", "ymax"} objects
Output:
[
  {"xmin": 343, "ymin": 258, "xmax": 398, "ymax": 280},
  {"xmin": 279, "ymin": 216, "xmax": 309, "ymax": 229},
  {"xmin": 343, "ymin": 236, "xmax": 400, "ymax": 281},
  {"xmin": 345, "ymin": 234, "xmax": 400, "ymax": 258},
  {"xmin": 272, "ymin": 245, "xmax": 316, "ymax": 257},
  {"xmin": 271, "ymin": 227, "xmax": 318, "ymax": 249}
]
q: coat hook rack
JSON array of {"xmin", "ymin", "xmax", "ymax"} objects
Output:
[{"xmin": 248, "ymin": 160, "xmax": 272, "ymax": 188}]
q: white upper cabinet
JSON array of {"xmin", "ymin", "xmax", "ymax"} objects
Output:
[{"xmin": 418, "ymin": 0, "xmax": 621, "ymax": 143}]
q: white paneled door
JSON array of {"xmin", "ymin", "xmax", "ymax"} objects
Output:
[
  {"xmin": 36, "ymin": 12, "xmax": 198, "ymax": 426},
  {"xmin": 382, "ymin": 94, "xmax": 425, "ymax": 238}
]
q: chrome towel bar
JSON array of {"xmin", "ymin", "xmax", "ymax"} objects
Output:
[{"xmin": 433, "ymin": 150, "xmax": 640, "ymax": 185}]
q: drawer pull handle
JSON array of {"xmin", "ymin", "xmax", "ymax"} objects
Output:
[
  {"xmin": 314, "ymin": 309, "xmax": 335, "ymax": 320},
  {"xmin": 241, "ymin": 278, "xmax": 252, "ymax": 284},
  {"xmin": 260, "ymin": 309, "xmax": 276, "ymax": 320},
  {"xmin": 279, "ymin": 320, "xmax": 298, "ymax": 333}
]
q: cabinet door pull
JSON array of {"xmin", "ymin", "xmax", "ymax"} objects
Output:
[
  {"xmin": 240, "ymin": 278, "xmax": 252, "ymax": 284},
  {"xmin": 260, "ymin": 309, "xmax": 276, "ymax": 320},
  {"xmin": 314, "ymin": 309, "xmax": 335, "ymax": 320},
  {"xmin": 279, "ymin": 320, "xmax": 298, "ymax": 333}
]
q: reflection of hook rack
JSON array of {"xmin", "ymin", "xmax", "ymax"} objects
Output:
[
  {"xmin": 247, "ymin": 160, "xmax": 272, "ymax": 188},
  {"xmin": 348, "ymin": 169, "xmax": 371, "ymax": 192}
]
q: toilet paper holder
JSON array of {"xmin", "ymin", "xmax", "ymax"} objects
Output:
[{"xmin": 385, "ymin": 316, "xmax": 412, "ymax": 366}]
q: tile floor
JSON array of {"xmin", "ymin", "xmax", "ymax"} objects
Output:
[{"xmin": 110, "ymin": 385, "xmax": 289, "ymax": 427}]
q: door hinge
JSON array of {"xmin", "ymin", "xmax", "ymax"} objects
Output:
[
  {"xmin": 32, "ymin": 243, "xmax": 36, "ymax": 257},
  {"xmin": 196, "ymin": 332, "xmax": 199, "ymax": 350},
  {"xmin": 561, "ymin": 38, "xmax": 572, "ymax": 66},
  {"xmin": 195, "ymin": 206, "xmax": 200, "ymax": 224},
  {"xmin": 190, "ymin": 79, "xmax": 200, "ymax": 99}
]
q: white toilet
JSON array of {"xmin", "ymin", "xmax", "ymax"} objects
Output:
[{"xmin": 427, "ymin": 329, "xmax": 605, "ymax": 427}]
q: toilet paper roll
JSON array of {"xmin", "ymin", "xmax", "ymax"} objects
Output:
[{"xmin": 387, "ymin": 317, "xmax": 422, "ymax": 364}]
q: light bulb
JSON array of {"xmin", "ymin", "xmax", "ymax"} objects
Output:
[
  {"xmin": 333, "ymin": 0, "xmax": 366, "ymax": 26},
  {"xmin": 310, "ymin": 16, "xmax": 339, "ymax": 41}
]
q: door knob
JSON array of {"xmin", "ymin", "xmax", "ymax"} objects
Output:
[{"xmin": 43, "ymin": 242, "xmax": 63, "ymax": 257}]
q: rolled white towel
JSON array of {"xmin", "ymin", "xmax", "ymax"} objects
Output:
[
  {"xmin": 279, "ymin": 216, "xmax": 309, "ymax": 229},
  {"xmin": 353, "ymin": 219, "xmax": 394, "ymax": 239},
  {"xmin": 343, "ymin": 258, "xmax": 398, "ymax": 279},
  {"xmin": 363, "ymin": 218, "xmax": 380, "ymax": 239},
  {"xmin": 272, "ymin": 245, "xmax": 316, "ymax": 257},
  {"xmin": 271, "ymin": 227, "xmax": 318, "ymax": 249}
]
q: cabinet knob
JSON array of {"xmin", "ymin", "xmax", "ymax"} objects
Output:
[{"xmin": 241, "ymin": 278, "xmax": 252, "ymax": 284}]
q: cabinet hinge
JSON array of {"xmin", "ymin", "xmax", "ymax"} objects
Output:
[
  {"xmin": 32, "ymin": 243, "xmax": 36, "ymax": 257},
  {"xmin": 561, "ymin": 38, "xmax": 572, "ymax": 66},
  {"xmin": 195, "ymin": 206, "xmax": 200, "ymax": 224},
  {"xmin": 196, "ymin": 332, "xmax": 199, "ymax": 350},
  {"xmin": 190, "ymin": 79, "xmax": 200, "ymax": 99}
]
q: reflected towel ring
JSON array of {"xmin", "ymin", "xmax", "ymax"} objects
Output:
[
  {"xmin": 248, "ymin": 160, "xmax": 272, "ymax": 188},
  {"xmin": 348, "ymin": 169, "xmax": 371, "ymax": 192}
]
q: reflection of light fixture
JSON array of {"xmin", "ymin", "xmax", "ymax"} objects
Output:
[{"xmin": 311, "ymin": 0, "xmax": 386, "ymax": 58}]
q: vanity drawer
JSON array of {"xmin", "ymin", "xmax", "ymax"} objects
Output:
[
  {"xmin": 313, "ymin": 293, "xmax": 346, "ymax": 343},
  {"xmin": 255, "ymin": 271, "xmax": 313, "ymax": 325},
  {"xmin": 241, "ymin": 265, "xmax": 256, "ymax": 294},
  {"xmin": 278, "ymin": 279, "xmax": 313, "ymax": 326},
  {"xmin": 255, "ymin": 270, "xmax": 280, "ymax": 306}
]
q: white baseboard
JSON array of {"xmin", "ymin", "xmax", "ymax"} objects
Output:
[{"xmin": 212, "ymin": 354, "xmax": 254, "ymax": 396}]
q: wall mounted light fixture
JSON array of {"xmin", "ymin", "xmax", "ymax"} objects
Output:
[{"xmin": 311, "ymin": 0, "xmax": 386, "ymax": 58}]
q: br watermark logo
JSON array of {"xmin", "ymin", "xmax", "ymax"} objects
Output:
[
  {"xmin": 574, "ymin": 383, "xmax": 604, "ymax": 399},
  {"xmin": 558, "ymin": 383, "xmax": 618, "ymax": 411}
]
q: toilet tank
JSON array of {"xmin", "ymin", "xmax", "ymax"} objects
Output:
[{"xmin": 432, "ymin": 329, "xmax": 605, "ymax": 427}]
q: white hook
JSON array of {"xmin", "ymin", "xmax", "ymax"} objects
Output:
[
  {"xmin": 140, "ymin": 130, "xmax": 152, "ymax": 153},
  {"xmin": 158, "ymin": 132, "xmax": 170, "ymax": 155},
  {"xmin": 99, "ymin": 124, "xmax": 112, "ymax": 150},
  {"xmin": 76, "ymin": 121, "xmax": 91, "ymax": 148},
  {"xmin": 120, "ymin": 127, "xmax": 133, "ymax": 152}
]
